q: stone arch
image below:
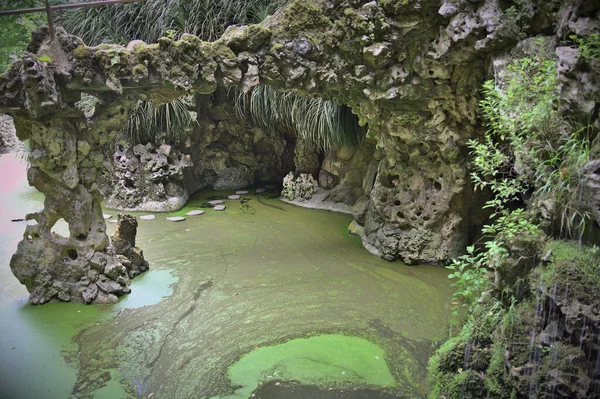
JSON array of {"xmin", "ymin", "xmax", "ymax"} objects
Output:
[{"xmin": 0, "ymin": 0, "xmax": 508, "ymax": 303}]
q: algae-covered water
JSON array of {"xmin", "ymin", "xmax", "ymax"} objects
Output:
[{"xmin": 0, "ymin": 153, "xmax": 455, "ymax": 398}]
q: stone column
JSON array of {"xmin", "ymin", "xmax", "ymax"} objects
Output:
[{"xmin": 9, "ymin": 115, "xmax": 144, "ymax": 304}]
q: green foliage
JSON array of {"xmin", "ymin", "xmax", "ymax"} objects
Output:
[
  {"xmin": 236, "ymin": 85, "xmax": 364, "ymax": 150},
  {"xmin": 446, "ymin": 245, "xmax": 487, "ymax": 313},
  {"xmin": 59, "ymin": 0, "xmax": 288, "ymax": 45},
  {"xmin": 125, "ymin": 98, "xmax": 196, "ymax": 144},
  {"xmin": 571, "ymin": 32, "xmax": 600, "ymax": 72},
  {"xmin": 535, "ymin": 124, "xmax": 591, "ymax": 237},
  {"xmin": 0, "ymin": 1, "xmax": 46, "ymax": 72},
  {"xmin": 428, "ymin": 299, "xmax": 514, "ymax": 399},
  {"xmin": 474, "ymin": 53, "xmax": 590, "ymax": 239},
  {"xmin": 447, "ymin": 56, "xmax": 556, "ymax": 315},
  {"xmin": 541, "ymin": 240, "xmax": 600, "ymax": 289}
]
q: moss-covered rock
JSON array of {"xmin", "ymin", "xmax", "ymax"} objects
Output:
[{"xmin": 428, "ymin": 240, "xmax": 600, "ymax": 398}]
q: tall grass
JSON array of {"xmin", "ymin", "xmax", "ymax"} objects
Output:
[
  {"xmin": 58, "ymin": 0, "xmax": 287, "ymax": 45},
  {"xmin": 125, "ymin": 98, "xmax": 196, "ymax": 144},
  {"xmin": 236, "ymin": 85, "xmax": 364, "ymax": 150}
]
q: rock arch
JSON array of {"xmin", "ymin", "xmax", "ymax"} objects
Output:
[{"xmin": 1, "ymin": 0, "xmax": 516, "ymax": 303}]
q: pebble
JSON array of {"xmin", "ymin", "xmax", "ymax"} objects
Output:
[
  {"xmin": 208, "ymin": 200, "xmax": 224, "ymax": 205},
  {"xmin": 166, "ymin": 216, "xmax": 186, "ymax": 222},
  {"xmin": 235, "ymin": 190, "xmax": 248, "ymax": 195},
  {"xmin": 214, "ymin": 205, "xmax": 226, "ymax": 211},
  {"xmin": 186, "ymin": 210, "xmax": 205, "ymax": 216},
  {"xmin": 103, "ymin": 214, "xmax": 112, "ymax": 219},
  {"xmin": 228, "ymin": 195, "xmax": 241, "ymax": 200},
  {"xmin": 140, "ymin": 215, "xmax": 155, "ymax": 220},
  {"xmin": 255, "ymin": 188, "xmax": 266, "ymax": 193}
]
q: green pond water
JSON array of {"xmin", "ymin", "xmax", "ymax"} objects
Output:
[{"xmin": 0, "ymin": 153, "xmax": 455, "ymax": 398}]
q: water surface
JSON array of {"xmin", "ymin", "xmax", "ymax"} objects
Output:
[{"xmin": 0, "ymin": 153, "xmax": 455, "ymax": 398}]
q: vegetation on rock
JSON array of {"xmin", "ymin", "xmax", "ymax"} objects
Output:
[{"xmin": 431, "ymin": 18, "xmax": 600, "ymax": 399}]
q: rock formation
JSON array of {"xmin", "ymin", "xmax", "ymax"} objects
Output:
[
  {"xmin": 282, "ymin": 171, "xmax": 317, "ymax": 201},
  {"xmin": 100, "ymin": 135, "xmax": 193, "ymax": 212},
  {"xmin": 1, "ymin": 0, "xmax": 598, "ymax": 306},
  {"xmin": 110, "ymin": 213, "xmax": 149, "ymax": 278},
  {"xmin": 0, "ymin": 114, "xmax": 18, "ymax": 153},
  {"xmin": 429, "ymin": 238, "xmax": 600, "ymax": 398}
]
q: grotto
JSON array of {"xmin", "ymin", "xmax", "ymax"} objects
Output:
[{"xmin": 0, "ymin": 0, "xmax": 599, "ymax": 397}]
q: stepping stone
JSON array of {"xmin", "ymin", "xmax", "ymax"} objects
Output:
[
  {"xmin": 186, "ymin": 210, "xmax": 205, "ymax": 216},
  {"xmin": 228, "ymin": 195, "xmax": 241, "ymax": 200},
  {"xmin": 140, "ymin": 215, "xmax": 155, "ymax": 220},
  {"xmin": 265, "ymin": 184, "xmax": 277, "ymax": 189},
  {"xmin": 103, "ymin": 214, "xmax": 112, "ymax": 219},
  {"xmin": 108, "ymin": 220, "xmax": 118, "ymax": 224},
  {"xmin": 214, "ymin": 205, "xmax": 226, "ymax": 211},
  {"xmin": 235, "ymin": 190, "xmax": 248, "ymax": 195},
  {"xmin": 255, "ymin": 188, "xmax": 266, "ymax": 193},
  {"xmin": 208, "ymin": 200, "xmax": 224, "ymax": 205},
  {"xmin": 166, "ymin": 216, "xmax": 186, "ymax": 222}
]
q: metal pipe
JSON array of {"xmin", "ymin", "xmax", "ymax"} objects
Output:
[
  {"xmin": 0, "ymin": 0, "xmax": 145, "ymax": 16},
  {"xmin": 45, "ymin": 0, "xmax": 54, "ymax": 39}
]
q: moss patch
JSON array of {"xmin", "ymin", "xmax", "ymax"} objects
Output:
[{"xmin": 216, "ymin": 334, "xmax": 396, "ymax": 399}]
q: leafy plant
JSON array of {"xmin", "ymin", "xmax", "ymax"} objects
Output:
[
  {"xmin": 125, "ymin": 98, "xmax": 197, "ymax": 144},
  {"xmin": 447, "ymin": 55, "xmax": 558, "ymax": 314},
  {"xmin": 236, "ymin": 85, "xmax": 364, "ymax": 150},
  {"xmin": 0, "ymin": 0, "xmax": 46, "ymax": 72},
  {"xmin": 446, "ymin": 245, "xmax": 488, "ymax": 312},
  {"xmin": 535, "ymin": 124, "xmax": 591, "ymax": 239},
  {"xmin": 571, "ymin": 32, "xmax": 600, "ymax": 72}
]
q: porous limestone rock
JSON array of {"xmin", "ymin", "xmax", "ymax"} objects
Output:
[
  {"xmin": 281, "ymin": 171, "xmax": 317, "ymax": 201},
  {"xmin": 101, "ymin": 134, "xmax": 192, "ymax": 212},
  {"xmin": 111, "ymin": 213, "xmax": 149, "ymax": 278}
]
